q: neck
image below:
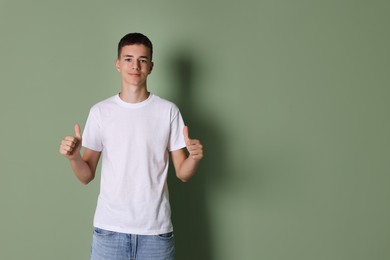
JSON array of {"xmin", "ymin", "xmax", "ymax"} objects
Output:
[{"xmin": 119, "ymin": 85, "xmax": 150, "ymax": 103}]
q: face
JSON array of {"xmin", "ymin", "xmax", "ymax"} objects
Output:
[{"xmin": 116, "ymin": 44, "xmax": 154, "ymax": 87}]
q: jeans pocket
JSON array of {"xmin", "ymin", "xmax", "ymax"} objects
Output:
[
  {"xmin": 157, "ymin": 232, "xmax": 174, "ymax": 240},
  {"xmin": 93, "ymin": 227, "xmax": 116, "ymax": 237}
]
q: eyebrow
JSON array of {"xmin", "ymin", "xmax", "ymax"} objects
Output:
[{"xmin": 123, "ymin": 55, "xmax": 149, "ymax": 60}]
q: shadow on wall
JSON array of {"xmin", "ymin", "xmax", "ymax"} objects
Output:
[{"xmin": 167, "ymin": 48, "xmax": 226, "ymax": 260}]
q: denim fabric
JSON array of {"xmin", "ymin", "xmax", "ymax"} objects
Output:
[{"xmin": 90, "ymin": 227, "xmax": 175, "ymax": 260}]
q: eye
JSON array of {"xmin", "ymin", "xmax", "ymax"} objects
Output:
[
  {"xmin": 125, "ymin": 58, "xmax": 132, "ymax": 62},
  {"xmin": 140, "ymin": 59, "xmax": 147, "ymax": 63}
]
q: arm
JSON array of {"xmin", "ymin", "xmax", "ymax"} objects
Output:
[
  {"xmin": 59, "ymin": 124, "xmax": 101, "ymax": 185},
  {"xmin": 68, "ymin": 148, "xmax": 101, "ymax": 185},
  {"xmin": 171, "ymin": 126, "xmax": 203, "ymax": 182}
]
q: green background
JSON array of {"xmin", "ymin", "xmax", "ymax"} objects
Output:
[{"xmin": 0, "ymin": 0, "xmax": 389, "ymax": 259}]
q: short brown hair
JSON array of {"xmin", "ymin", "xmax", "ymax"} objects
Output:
[{"xmin": 117, "ymin": 33, "xmax": 153, "ymax": 59}]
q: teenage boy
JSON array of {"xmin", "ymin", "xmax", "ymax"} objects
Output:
[{"xmin": 59, "ymin": 32, "xmax": 203, "ymax": 260}]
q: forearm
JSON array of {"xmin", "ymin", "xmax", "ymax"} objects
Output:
[
  {"xmin": 171, "ymin": 126, "xmax": 203, "ymax": 182},
  {"xmin": 176, "ymin": 157, "xmax": 200, "ymax": 182},
  {"xmin": 60, "ymin": 126, "xmax": 100, "ymax": 184},
  {"xmin": 69, "ymin": 154, "xmax": 95, "ymax": 185}
]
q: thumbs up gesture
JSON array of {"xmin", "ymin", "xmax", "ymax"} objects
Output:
[
  {"xmin": 59, "ymin": 124, "xmax": 82, "ymax": 160},
  {"xmin": 183, "ymin": 126, "xmax": 203, "ymax": 161}
]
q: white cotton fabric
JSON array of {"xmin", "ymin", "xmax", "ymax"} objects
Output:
[{"xmin": 82, "ymin": 93, "xmax": 186, "ymax": 235}]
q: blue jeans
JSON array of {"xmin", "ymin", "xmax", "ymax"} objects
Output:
[{"xmin": 90, "ymin": 227, "xmax": 175, "ymax": 260}]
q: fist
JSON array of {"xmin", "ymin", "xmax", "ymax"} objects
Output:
[
  {"xmin": 183, "ymin": 126, "xmax": 203, "ymax": 161},
  {"xmin": 59, "ymin": 124, "xmax": 82, "ymax": 160}
]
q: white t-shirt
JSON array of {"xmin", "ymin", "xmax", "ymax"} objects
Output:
[{"xmin": 82, "ymin": 93, "xmax": 186, "ymax": 235}]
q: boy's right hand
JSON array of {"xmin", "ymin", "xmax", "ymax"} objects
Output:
[{"xmin": 59, "ymin": 124, "xmax": 82, "ymax": 160}]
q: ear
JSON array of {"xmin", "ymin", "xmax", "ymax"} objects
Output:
[
  {"xmin": 115, "ymin": 59, "xmax": 120, "ymax": 72},
  {"xmin": 148, "ymin": 61, "xmax": 154, "ymax": 74}
]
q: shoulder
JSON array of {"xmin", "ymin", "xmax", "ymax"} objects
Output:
[
  {"xmin": 151, "ymin": 94, "xmax": 180, "ymax": 111},
  {"xmin": 89, "ymin": 95, "xmax": 117, "ymax": 113},
  {"xmin": 86, "ymin": 95, "xmax": 117, "ymax": 123},
  {"xmin": 150, "ymin": 94, "xmax": 183, "ymax": 123}
]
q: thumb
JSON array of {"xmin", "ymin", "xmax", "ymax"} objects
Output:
[
  {"xmin": 183, "ymin": 125, "xmax": 190, "ymax": 142},
  {"xmin": 74, "ymin": 124, "xmax": 82, "ymax": 140}
]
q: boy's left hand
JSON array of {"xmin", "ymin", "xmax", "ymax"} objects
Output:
[{"xmin": 183, "ymin": 126, "xmax": 203, "ymax": 161}]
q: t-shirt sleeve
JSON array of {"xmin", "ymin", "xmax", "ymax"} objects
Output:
[
  {"xmin": 168, "ymin": 108, "xmax": 186, "ymax": 152},
  {"xmin": 82, "ymin": 106, "xmax": 103, "ymax": 152}
]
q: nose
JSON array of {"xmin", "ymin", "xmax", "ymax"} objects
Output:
[{"xmin": 132, "ymin": 60, "xmax": 140, "ymax": 70}]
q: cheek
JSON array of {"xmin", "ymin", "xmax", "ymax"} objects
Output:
[
  {"xmin": 117, "ymin": 63, "xmax": 125, "ymax": 71},
  {"xmin": 142, "ymin": 65, "xmax": 151, "ymax": 73}
]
